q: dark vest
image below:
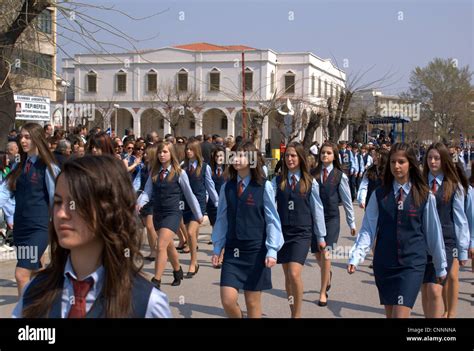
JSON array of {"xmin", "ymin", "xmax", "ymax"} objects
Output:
[
  {"xmin": 374, "ymin": 187, "xmax": 428, "ymax": 267},
  {"xmin": 275, "ymin": 176, "xmax": 312, "ymax": 227},
  {"xmin": 366, "ymin": 173, "xmax": 382, "ymax": 205},
  {"xmin": 22, "ymin": 272, "xmax": 154, "ymax": 318},
  {"xmin": 152, "ymin": 170, "xmax": 182, "ymax": 214},
  {"xmin": 183, "ymin": 162, "xmax": 208, "ymax": 207},
  {"xmin": 225, "ymin": 179, "xmax": 266, "ymax": 243},
  {"xmin": 211, "ymin": 167, "xmax": 225, "ymax": 197},
  {"xmin": 339, "ymin": 149, "xmax": 352, "ymax": 174},
  {"xmin": 432, "ymin": 181, "xmax": 456, "ymax": 247},
  {"xmin": 363, "ymin": 153, "xmax": 369, "ymax": 166},
  {"xmin": 14, "ymin": 158, "xmax": 49, "ymax": 220},
  {"xmin": 316, "ymin": 168, "xmax": 342, "ymax": 220}
]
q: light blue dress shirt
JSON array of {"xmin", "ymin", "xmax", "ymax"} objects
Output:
[
  {"xmin": 211, "ymin": 175, "xmax": 284, "ymax": 259},
  {"xmin": 357, "ymin": 173, "xmax": 369, "ymax": 206},
  {"xmin": 428, "ymin": 172, "xmax": 470, "ymax": 260},
  {"xmin": 321, "ymin": 163, "xmax": 356, "ymax": 230},
  {"xmin": 465, "ymin": 186, "xmax": 474, "ymax": 249},
  {"xmin": 12, "ymin": 255, "xmax": 171, "ymax": 318},
  {"xmin": 271, "ymin": 169, "xmax": 327, "ymax": 243},
  {"xmin": 0, "ymin": 155, "xmax": 60, "ymax": 218},
  {"xmin": 138, "ymin": 165, "xmax": 203, "ymax": 219},
  {"xmin": 349, "ymin": 180, "xmax": 448, "ymax": 277}
]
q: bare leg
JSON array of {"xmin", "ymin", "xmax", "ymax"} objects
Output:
[
  {"xmin": 220, "ymin": 286, "xmax": 242, "ymax": 318},
  {"xmin": 15, "ymin": 267, "xmax": 32, "ymax": 296},
  {"xmin": 244, "ymin": 290, "xmax": 262, "ymax": 318},
  {"xmin": 186, "ymin": 220, "xmax": 200, "ymax": 272},
  {"xmin": 391, "ymin": 305, "xmax": 412, "ymax": 318},
  {"xmin": 154, "ymin": 228, "xmax": 178, "ymax": 281},
  {"xmin": 145, "ymin": 215, "xmax": 157, "ymax": 257},
  {"xmin": 423, "ymin": 283, "xmax": 444, "ymax": 318},
  {"xmin": 282, "ymin": 264, "xmax": 294, "ymax": 317},
  {"xmin": 446, "ymin": 259, "xmax": 459, "ymax": 318},
  {"xmin": 319, "ymin": 250, "xmax": 331, "ymax": 304},
  {"xmin": 287, "ymin": 262, "xmax": 304, "ymax": 318}
]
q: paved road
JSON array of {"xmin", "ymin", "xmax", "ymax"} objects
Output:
[{"xmin": 0, "ymin": 205, "xmax": 472, "ymax": 318}]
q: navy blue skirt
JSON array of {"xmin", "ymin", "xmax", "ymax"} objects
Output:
[
  {"xmin": 310, "ymin": 215, "xmax": 340, "ymax": 253},
  {"xmin": 277, "ymin": 225, "xmax": 311, "ymax": 265},
  {"xmin": 13, "ymin": 219, "xmax": 49, "ymax": 270},
  {"xmin": 206, "ymin": 200, "xmax": 217, "ymax": 226},
  {"xmin": 423, "ymin": 244, "xmax": 455, "ymax": 285},
  {"xmin": 373, "ymin": 260, "xmax": 425, "ymax": 308},
  {"xmin": 182, "ymin": 200, "xmax": 206, "ymax": 224},
  {"xmin": 153, "ymin": 211, "xmax": 182, "ymax": 233},
  {"xmin": 139, "ymin": 201, "xmax": 153, "ymax": 217},
  {"xmin": 220, "ymin": 240, "xmax": 271, "ymax": 291}
]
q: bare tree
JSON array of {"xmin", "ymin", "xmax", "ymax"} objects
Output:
[
  {"xmin": 0, "ymin": 0, "xmax": 164, "ymax": 148},
  {"xmin": 147, "ymin": 82, "xmax": 204, "ymax": 136}
]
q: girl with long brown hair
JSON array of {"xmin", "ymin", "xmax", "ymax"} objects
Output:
[
  {"xmin": 137, "ymin": 141, "xmax": 203, "ymax": 289},
  {"xmin": 211, "ymin": 141, "xmax": 283, "ymax": 318},
  {"xmin": 349, "ymin": 143, "xmax": 447, "ymax": 318},
  {"xmin": 357, "ymin": 148, "xmax": 389, "ymax": 209},
  {"xmin": 12, "ymin": 155, "xmax": 171, "ymax": 318},
  {"xmin": 467, "ymin": 162, "xmax": 474, "ymax": 273},
  {"xmin": 310, "ymin": 142, "xmax": 356, "ymax": 307},
  {"xmin": 0, "ymin": 123, "xmax": 60, "ymax": 295},
  {"xmin": 421, "ymin": 143, "xmax": 469, "ymax": 318},
  {"xmin": 272, "ymin": 142, "xmax": 326, "ymax": 317},
  {"xmin": 181, "ymin": 140, "xmax": 219, "ymax": 278}
]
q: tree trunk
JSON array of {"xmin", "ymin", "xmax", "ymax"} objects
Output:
[
  {"xmin": 250, "ymin": 115, "xmax": 264, "ymax": 150},
  {"xmin": 0, "ymin": 52, "xmax": 16, "ymax": 150},
  {"xmin": 302, "ymin": 111, "xmax": 322, "ymax": 150}
]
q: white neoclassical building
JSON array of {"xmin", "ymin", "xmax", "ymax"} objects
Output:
[{"xmin": 60, "ymin": 42, "xmax": 348, "ymax": 148}]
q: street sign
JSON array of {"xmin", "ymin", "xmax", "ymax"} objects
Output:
[
  {"xmin": 14, "ymin": 95, "xmax": 51, "ymax": 121},
  {"xmin": 14, "ymin": 95, "xmax": 50, "ymax": 121}
]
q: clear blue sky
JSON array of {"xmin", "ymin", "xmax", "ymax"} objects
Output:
[{"xmin": 57, "ymin": 0, "xmax": 473, "ymax": 95}]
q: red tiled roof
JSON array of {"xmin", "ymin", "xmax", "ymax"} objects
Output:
[{"xmin": 173, "ymin": 42, "xmax": 255, "ymax": 51}]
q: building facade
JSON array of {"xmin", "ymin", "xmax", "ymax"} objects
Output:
[{"xmin": 61, "ymin": 42, "xmax": 348, "ymax": 147}]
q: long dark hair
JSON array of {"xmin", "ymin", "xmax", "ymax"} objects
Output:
[
  {"xmin": 210, "ymin": 145, "xmax": 226, "ymax": 173},
  {"xmin": 184, "ymin": 140, "xmax": 204, "ymax": 176},
  {"xmin": 8, "ymin": 123, "xmax": 57, "ymax": 191},
  {"xmin": 422, "ymin": 143, "xmax": 461, "ymax": 203},
  {"xmin": 87, "ymin": 132, "xmax": 114, "ymax": 155},
  {"xmin": 312, "ymin": 142, "xmax": 343, "ymax": 180},
  {"xmin": 280, "ymin": 142, "xmax": 312, "ymax": 194},
  {"xmin": 366, "ymin": 149, "xmax": 389, "ymax": 181},
  {"xmin": 227, "ymin": 140, "xmax": 265, "ymax": 185},
  {"xmin": 22, "ymin": 155, "xmax": 143, "ymax": 318},
  {"xmin": 383, "ymin": 143, "xmax": 429, "ymax": 207}
]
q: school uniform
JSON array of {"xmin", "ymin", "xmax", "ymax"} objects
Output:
[
  {"xmin": 310, "ymin": 164, "xmax": 356, "ymax": 253},
  {"xmin": 357, "ymin": 169, "xmax": 382, "ymax": 208},
  {"xmin": 423, "ymin": 174, "xmax": 470, "ymax": 284},
  {"xmin": 12, "ymin": 255, "xmax": 171, "ymax": 318},
  {"xmin": 211, "ymin": 175, "xmax": 284, "ymax": 291},
  {"xmin": 0, "ymin": 155, "xmax": 59, "ymax": 270},
  {"xmin": 138, "ymin": 165, "xmax": 202, "ymax": 233},
  {"xmin": 182, "ymin": 160, "xmax": 219, "ymax": 224},
  {"xmin": 349, "ymin": 181, "xmax": 447, "ymax": 308},
  {"xmin": 206, "ymin": 165, "xmax": 225, "ymax": 226},
  {"xmin": 272, "ymin": 171, "xmax": 326, "ymax": 265}
]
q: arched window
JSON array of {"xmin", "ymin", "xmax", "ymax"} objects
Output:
[
  {"xmin": 209, "ymin": 68, "xmax": 220, "ymax": 92},
  {"xmin": 116, "ymin": 69, "xmax": 127, "ymax": 92},
  {"xmin": 87, "ymin": 70, "xmax": 97, "ymax": 93}
]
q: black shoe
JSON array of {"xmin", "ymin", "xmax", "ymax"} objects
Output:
[
  {"xmin": 369, "ymin": 263, "xmax": 373, "ymax": 269},
  {"xmin": 185, "ymin": 264, "xmax": 199, "ymax": 279},
  {"xmin": 151, "ymin": 277, "xmax": 161, "ymax": 290},
  {"xmin": 176, "ymin": 242, "xmax": 187, "ymax": 250},
  {"xmin": 171, "ymin": 266, "xmax": 184, "ymax": 286},
  {"xmin": 144, "ymin": 256, "xmax": 156, "ymax": 262},
  {"xmin": 326, "ymin": 271, "xmax": 332, "ymax": 292},
  {"xmin": 317, "ymin": 292, "xmax": 328, "ymax": 307},
  {"xmin": 207, "ymin": 240, "xmax": 213, "ymax": 245}
]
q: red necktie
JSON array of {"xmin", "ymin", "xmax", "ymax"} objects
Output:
[
  {"xmin": 68, "ymin": 276, "xmax": 93, "ymax": 318},
  {"xmin": 323, "ymin": 168, "xmax": 328, "ymax": 183},
  {"xmin": 24, "ymin": 159, "xmax": 32, "ymax": 174},
  {"xmin": 217, "ymin": 167, "xmax": 222, "ymax": 177},
  {"xmin": 291, "ymin": 174, "xmax": 297, "ymax": 191},
  {"xmin": 189, "ymin": 164, "xmax": 195, "ymax": 174},
  {"xmin": 431, "ymin": 180, "xmax": 437, "ymax": 194},
  {"xmin": 238, "ymin": 180, "xmax": 244, "ymax": 197},
  {"xmin": 159, "ymin": 169, "xmax": 166, "ymax": 181},
  {"xmin": 397, "ymin": 187, "xmax": 404, "ymax": 203}
]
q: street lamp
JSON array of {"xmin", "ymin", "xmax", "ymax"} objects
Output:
[
  {"xmin": 61, "ymin": 80, "xmax": 70, "ymax": 131},
  {"xmin": 113, "ymin": 104, "xmax": 120, "ymax": 136}
]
